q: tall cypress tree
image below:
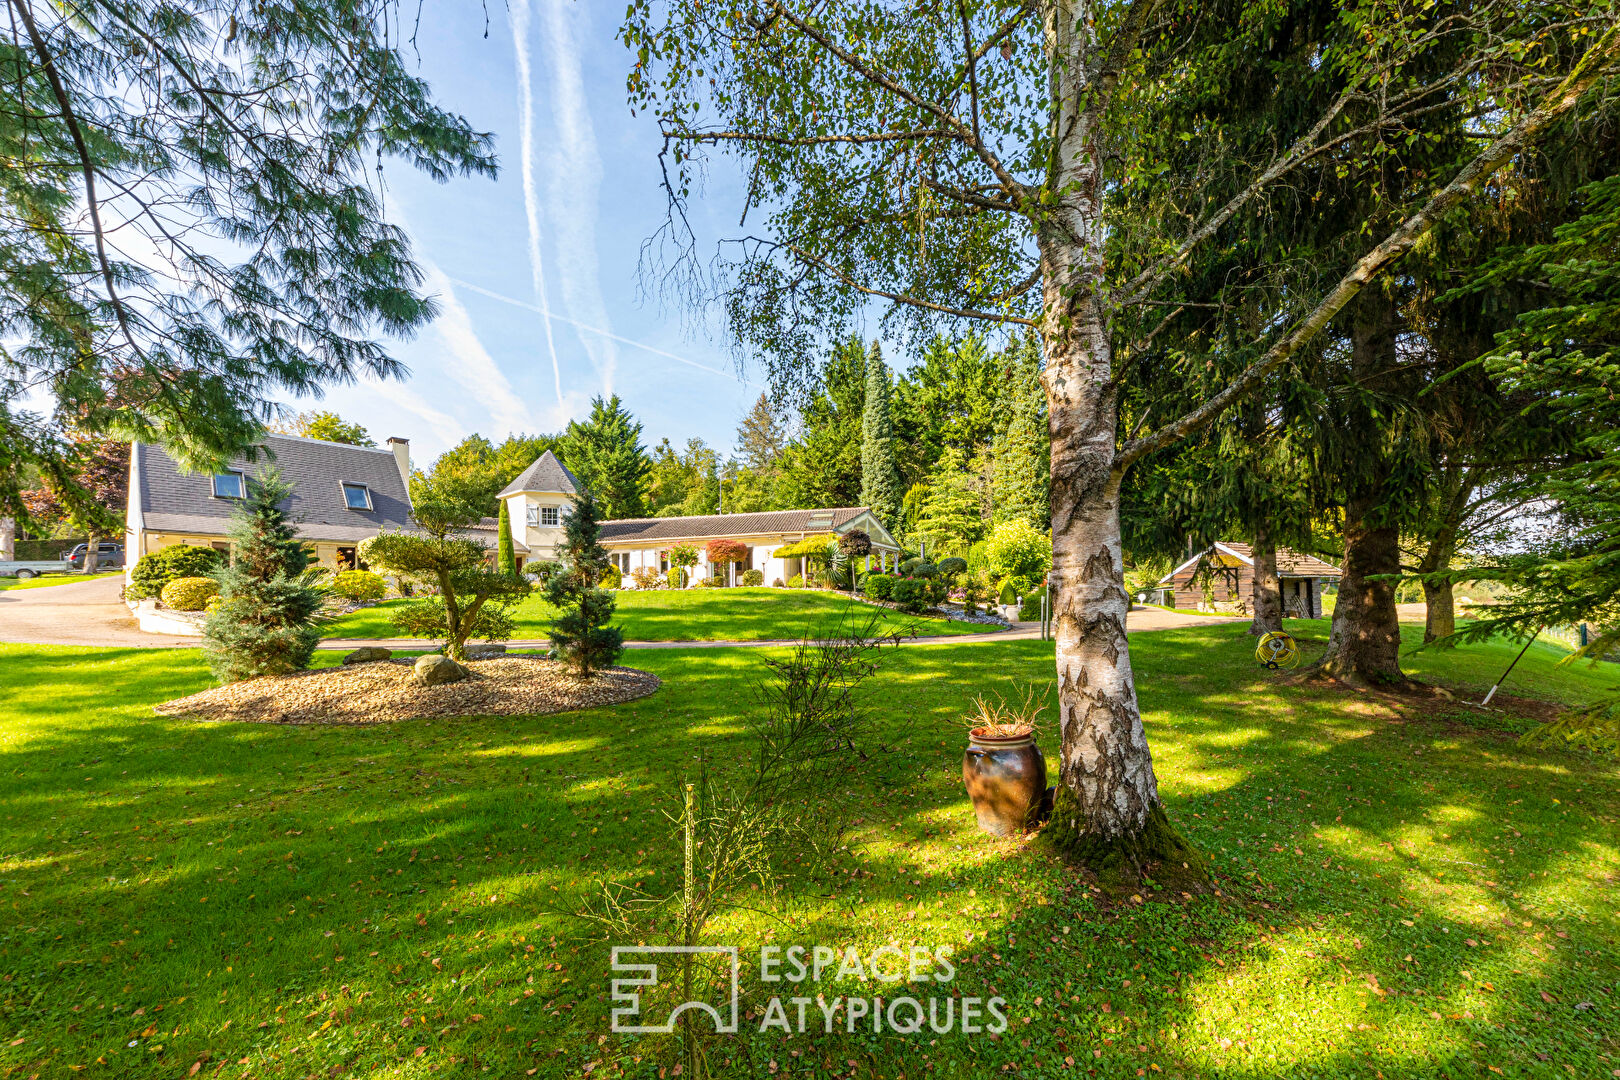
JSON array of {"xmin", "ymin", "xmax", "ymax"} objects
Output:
[
  {"xmin": 545, "ymin": 488, "xmax": 625, "ymax": 676},
  {"xmin": 859, "ymin": 341, "xmax": 899, "ymax": 527},
  {"xmin": 496, "ymin": 499, "xmax": 517, "ymax": 574},
  {"xmin": 202, "ymin": 469, "xmax": 322, "ymax": 683}
]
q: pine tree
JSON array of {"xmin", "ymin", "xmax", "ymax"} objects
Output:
[
  {"xmin": 990, "ymin": 344, "xmax": 1049, "ymax": 529},
  {"xmin": 202, "ymin": 469, "xmax": 322, "ymax": 683},
  {"xmin": 545, "ymin": 488, "xmax": 625, "ymax": 676},
  {"xmin": 912, "ymin": 448, "xmax": 985, "ymax": 557},
  {"xmin": 563, "ymin": 396, "xmax": 651, "ymax": 520},
  {"xmin": 497, "ymin": 499, "xmax": 517, "ymax": 574},
  {"xmin": 860, "ymin": 341, "xmax": 900, "ymax": 527}
]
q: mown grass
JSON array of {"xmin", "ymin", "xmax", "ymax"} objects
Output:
[
  {"xmin": 0, "ymin": 621, "xmax": 1616, "ymax": 1079},
  {"xmin": 321, "ymin": 586, "xmax": 995, "ymax": 642},
  {"xmin": 0, "ymin": 571, "xmax": 122, "ymax": 592}
]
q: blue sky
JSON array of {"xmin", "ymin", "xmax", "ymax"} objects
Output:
[{"xmin": 302, "ymin": 1, "xmax": 760, "ymax": 467}]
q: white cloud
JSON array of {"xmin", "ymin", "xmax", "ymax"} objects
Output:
[
  {"xmin": 539, "ymin": 0, "xmax": 620, "ymax": 391},
  {"xmin": 508, "ymin": 0, "xmax": 566, "ymax": 405}
]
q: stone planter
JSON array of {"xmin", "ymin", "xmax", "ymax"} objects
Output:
[{"xmin": 962, "ymin": 728, "xmax": 1047, "ymax": 838}]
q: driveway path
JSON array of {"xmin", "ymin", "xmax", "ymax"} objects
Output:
[
  {"xmin": 0, "ymin": 574, "xmax": 201, "ymax": 647},
  {"xmin": 0, "ymin": 576, "xmax": 1242, "ymax": 649}
]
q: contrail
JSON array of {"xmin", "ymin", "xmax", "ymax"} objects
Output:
[
  {"xmin": 508, "ymin": 0, "xmax": 565, "ymax": 405},
  {"xmin": 449, "ymin": 277, "xmax": 737, "ymax": 380}
]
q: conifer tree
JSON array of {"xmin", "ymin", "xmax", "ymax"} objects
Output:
[
  {"xmin": 859, "ymin": 342, "xmax": 900, "ymax": 527},
  {"xmin": 563, "ymin": 396, "xmax": 652, "ymax": 520},
  {"xmin": 202, "ymin": 470, "xmax": 322, "ymax": 683},
  {"xmin": 497, "ymin": 499, "xmax": 517, "ymax": 575},
  {"xmin": 991, "ymin": 344, "xmax": 1050, "ymax": 530},
  {"xmin": 546, "ymin": 489, "xmax": 625, "ymax": 676}
]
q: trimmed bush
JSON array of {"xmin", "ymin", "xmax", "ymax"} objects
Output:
[
  {"xmin": 741, "ymin": 568, "xmax": 764, "ymax": 586},
  {"xmin": 1019, "ymin": 591, "xmax": 1045, "ymax": 621},
  {"xmin": 161, "ymin": 576, "xmax": 220, "ymax": 611},
  {"xmin": 600, "ymin": 565, "xmax": 623, "ymax": 589},
  {"xmin": 863, "ymin": 573, "xmax": 894, "ymax": 601},
  {"xmin": 899, "ymin": 557, "xmax": 923, "ymax": 575},
  {"xmin": 910, "ymin": 561, "xmax": 939, "ymax": 578},
  {"xmin": 890, "ymin": 577, "xmax": 926, "ymax": 614},
  {"xmin": 937, "ymin": 556, "xmax": 967, "ymax": 577},
  {"xmin": 999, "ymin": 581, "xmax": 1019, "ymax": 606},
  {"xmin": 330, "ymin": 569, "xmax": 387, "ymax": 603},
  {"xmin": 127, "ymin": 545, "xmax": 223, "ymax": 601},
  {"xmin": 786, "ymin": 574, "xmax": 805, "ymax": 589}
]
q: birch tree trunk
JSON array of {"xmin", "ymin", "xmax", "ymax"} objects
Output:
[
  {"xmin": 0, "ymin": 517, "xmax": 13, "ymax": 561},
  {"xmin": 1249, "ymin": 524, "xmax": 1283, "ymax": 635},
  {"xmin": 1037, "ymin": 0, "xmax": 1203, "ymax": 885}
]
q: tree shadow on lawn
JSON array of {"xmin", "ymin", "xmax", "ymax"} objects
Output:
[{"xmin": 0, "ymin": 634, "xmax": 1614, "ymax": 1078}]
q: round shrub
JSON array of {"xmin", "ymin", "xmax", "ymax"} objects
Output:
[
  {"xmin": 786, "ymin": 573, "xmax": 805, "ymax": 589},
  {"xmin": 330, "ymin": 569, "xmax": 387, "ymax": 603},
  {"xmin": 910, "ymin": 561, "xmax": 939, "ymax": 578},
  {"xmin": 741, "ymin": 568, "xmax": 764, "ymax": 587},
  {"xmin": 863, "ymin": 573, "xmax": 894, "ymax": 601},
  {"xmin": 127, "ymin": 545, "xmax": 223, "ymax": 600},
  {"xmin": 889, "ymin": 577, "xmax": 926, "ymax": 614},
  {"xmin": 600, "ymin": 565, "xmax": 623, "ymax": 589},
  {"xmin": 899, "ymin": 557, "xmax": 923, "ymax": 575},
  {"xmin": 161, "ymin": 576, "xmax": 220, "ymax": 611},
  {"xmin": 984, "ymin": 519, "xmax": 1053, "ymax": 595},
  {"xmin": 936, "ymin": 556, "xmax": 967, "ymax": 577}
]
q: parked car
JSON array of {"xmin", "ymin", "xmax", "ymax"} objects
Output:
[
  {"xmin": 60, "ymin": 541, "xmax": 124, "ymax": 569},
  {"xmin": 0, "ymin": 560, "xmax": 65, "ymax": 579}
]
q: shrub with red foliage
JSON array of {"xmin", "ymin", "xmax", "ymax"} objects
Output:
[{"xmin": 706, "ymin": 538, "xmax": 749, "ymax": 565}]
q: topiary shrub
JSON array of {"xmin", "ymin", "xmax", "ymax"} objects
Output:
[
  {"xmin": 330, "ymin": 569, "xmax": 387, "ymax": 603},
  {"xmin": 890, "ymin": 577, "xmax": 926, "ymax": 614},
  {"xmin": 1019, "ymin": 591, "xmax": 1044, "ymax": 621},
  {"xmin": 863, "ymin": 573, "xmax": 894, "ymax": 601},
  {"xmin": 600, "ymin": 565, "xmax": 623, "ymax": 589},
  {"xmin": 786, "ymin": 573, "xmax": 805, "ymax": 589},
  {"xmin": 127, "ymin": 545, "xmax": 223, "ymax": 600},
  {"xmin": 161, "ymin": 576, "xmax": 220, "ymax": 611},
  {"xmin": 741, "ymin": 568, "xmax": 764, "ymax": 586},
  {"xmin": 911, "ymin": 561, "xmax": 939, "ymax": 578},
  {"xmin": 899, "ymin": 557, "xmax": 923, "ymax": 575},
  {"xmin": 999, "ymin": 581, "xmax": 1019, "ymax": 606},
  {"xmin": 936, "ymin": 556, "xmax": 967, "ymax": 577}
]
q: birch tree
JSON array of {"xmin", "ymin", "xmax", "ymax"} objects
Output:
[{"xmin": 621, "ymin": 0, "xmax": 1620, "ymax": 879}]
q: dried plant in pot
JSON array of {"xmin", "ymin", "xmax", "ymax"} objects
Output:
[{"xmin": 956, "ymin": 687, "xmax": 1052, "ymax": 838}]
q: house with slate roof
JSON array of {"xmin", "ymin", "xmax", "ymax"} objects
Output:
[
  {"xmin": 498, "ymin": 450, "xmax": 902, "ymax": 585},
  {"xmin": 123, "ymin": 434, "xmax": 419, "ymax": 579},
  {"xmin": 1153, "ymin": 540, "xmax": 1342, "ymax": 617}
]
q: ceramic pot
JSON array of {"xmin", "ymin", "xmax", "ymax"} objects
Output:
[{"xmin": 962, "ymin": 729, "xmax": 1047, "ymax": 837}]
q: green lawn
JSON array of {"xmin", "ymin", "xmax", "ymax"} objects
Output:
[
  {"xmin": 0, "ymin": 570, "xmax": 121, "ymax": 592},
  {"xmin": 1, "ymin": 623, "xmax": 1617, "ymax": 1078},
  {"xmin": 322, "ymin": 585, "xmax": 998, "ymax": 641}
]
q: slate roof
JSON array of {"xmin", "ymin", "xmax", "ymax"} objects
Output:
[
  {"xmin": 598, "ymin": 507, "xmax": 878, "ymax": 545},
  {"xmin": 497, "ymin": 450, "xmax": 578, "ymax": 498},
  {"xmin": 1158, "ymin": 540, "xmax": 1342, "ymax": 584},
  {"xmin": 133, "ymin": 435, "xmax": 417, "ymax": 544}
]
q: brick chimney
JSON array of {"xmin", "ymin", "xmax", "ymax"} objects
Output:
[{"xmin": 385, "ymin": 437, "xmax": 411, "ymax": 491}]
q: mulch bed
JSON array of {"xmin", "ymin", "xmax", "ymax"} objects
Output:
[{"xmin": 153, "ymin": 657, "xmax": 660, "ymax": 725}]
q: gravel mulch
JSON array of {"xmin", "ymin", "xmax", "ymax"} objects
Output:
[{"xmin": 154, "ymin": 657, "xmax": 660, "ymax": 725}]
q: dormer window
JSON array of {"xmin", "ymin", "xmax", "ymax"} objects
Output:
[
  {"xmin": 340, "ymin": 482, "xmax": 372, "ymax": 511},
  {"xmin": 212, "ymin": 470, "xmax": 246, "ymax": 499}
]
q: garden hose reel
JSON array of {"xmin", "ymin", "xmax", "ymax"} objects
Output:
[{"xmin": 1255, "ymin": 630, "xmax": 1300, "ymax": 670}]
